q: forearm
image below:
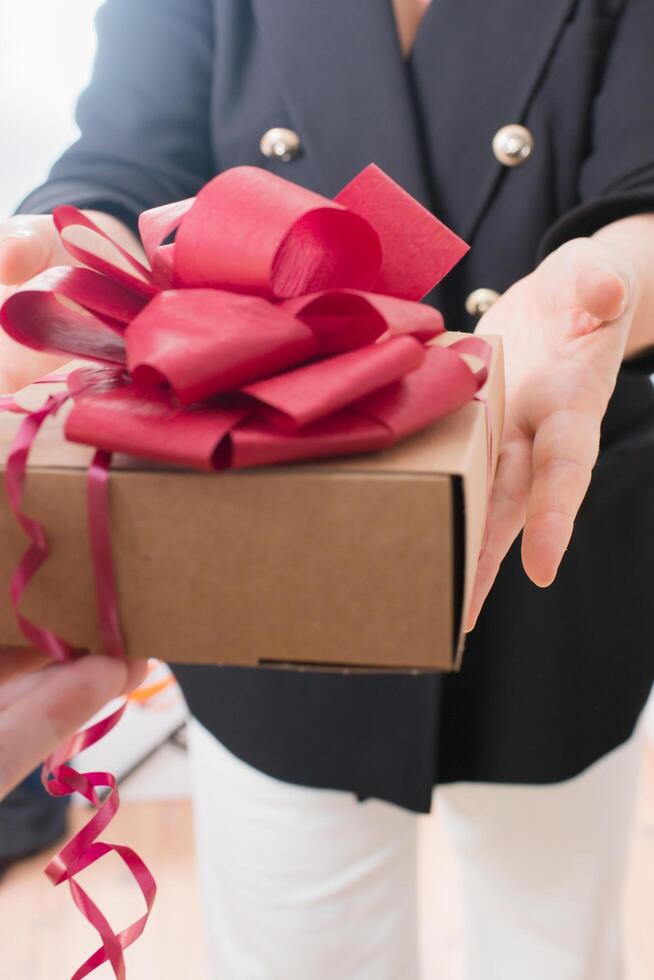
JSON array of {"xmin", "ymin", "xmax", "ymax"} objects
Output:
[{"xmin": 593, "ymin": 213, "xmax": 654, "ymax": 360}]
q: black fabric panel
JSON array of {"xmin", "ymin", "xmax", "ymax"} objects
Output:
[
  {"xmin": 439, "ymin": 423, "xmax": 654, "ymax": 785},
  {"xmin": 170, "ymin": 664, "xmax": 440, "ymax": 813}
]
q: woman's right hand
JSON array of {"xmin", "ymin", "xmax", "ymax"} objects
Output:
[{"xmin": 0, "ymin": 211, "xmax": 141, "ymax": 392}]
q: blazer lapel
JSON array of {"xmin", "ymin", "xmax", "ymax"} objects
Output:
[
  {"xmin": 250, "ymin": 0, "xmax": 432, "ymax": 205},
  {"xmin": 410, "ymin": 0, "xmax": 578, "ymax": 241}
]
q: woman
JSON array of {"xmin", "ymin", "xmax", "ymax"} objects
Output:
[{"xmin": 1, "ymin": 1, "xmax": 654, "ymax": 977}]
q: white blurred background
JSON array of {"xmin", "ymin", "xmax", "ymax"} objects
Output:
[{"xmin": 0, "ymin": 0, "xmax": 103, "ymax": 217}]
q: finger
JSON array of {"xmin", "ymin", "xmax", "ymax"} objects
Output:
[
  {"xmin": 0, "ymin": 646, "xmax": 51, "ymax": 686},
  {"xmin": 0, "ymin": 653, "xmax": 148, "ymax": 711},
  {"xmin": 0, "ymin": 217, "xmax": 58, "ymax": 286},
  {"xmin": 537, "ymin": 238, "xmax": 636, "ymax": 326},
  {"xmin": 0, "ymin": 654, "xmax": 128, "ymax": 798},
  {"xmin": 465, "ymin": 433, "xmax": 532, "ymax": 632},
  {"xmin": 521, "ymin": 407, "xmax": 600, "ymax": 587},
  {"xmin": 0, "ymin": 660, "xmax": 62, "ymax": 712},
  {"xmin": 575, "ymin": 267, "xmax": 626, "ymax": 323},
  {"xmin": 123, "ymin": 658, "xmax": 150, "ymax": 693}
]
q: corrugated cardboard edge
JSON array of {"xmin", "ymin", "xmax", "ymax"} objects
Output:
[{"xmin": 454, "ymin": 336, "xmax": 504, "ymax": 662}]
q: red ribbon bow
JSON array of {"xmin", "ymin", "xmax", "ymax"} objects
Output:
[
  {"xmin": 1, "ymin": 164, "xmax": 487, "ymax": 471},
  {"xmin": 0, "ymin": 164, "xmax": 490, "ymax": 980}
]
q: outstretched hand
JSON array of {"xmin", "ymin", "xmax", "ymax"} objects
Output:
[{"xmin": 467, "ymin": 237, "xmax": 639, "ymax": 630}]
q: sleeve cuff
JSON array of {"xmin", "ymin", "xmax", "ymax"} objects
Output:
[
  {"xmin": 537, "ymin": 189, "xmax": 654, "ymax": 260},
  {"xmin": 13, "ymin": 180, "xmax": 144, "ymax": 236}
]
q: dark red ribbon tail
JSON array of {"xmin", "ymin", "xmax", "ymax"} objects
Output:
[
  {"xmin": 0, "ymin": 392, "xmax": 156, "ymax": 979},
  {"xmin": 88, "ymin": 449, "xmax": 126, "ymax": 660},
  {"xmin": 41, "ymin": 707, "xmax": 157, "ymax": 980}
]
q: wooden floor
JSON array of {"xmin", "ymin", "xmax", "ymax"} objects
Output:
[
  {"xmin": 0, "ymin": 800, "xmax": 208, "ymax": 980},
  {"xmin": 2, "ymin": 755, "xmax": 654, "ymax": 979}
]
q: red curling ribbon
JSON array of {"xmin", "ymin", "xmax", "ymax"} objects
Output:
[
  {"xmin": 1, "ymin": 389, "xmax": 155, "ymax": 980},
  {"xmin": 88, "ymin": 449, "xmax": 125, "ymax": 662},
  {"xmin": 41, "ymin": 699, "xmax": 156, "ymax": 980},
  {"xmin": 4, "ymin": 391, "xmax": 74, "ymax": 660},
  {"xmin": 0, "ymin": 163, "xmax": 490, "ymax": 978}
]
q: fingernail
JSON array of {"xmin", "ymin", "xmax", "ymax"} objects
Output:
[
  {"xmin": 599, "ymin": 277, "xmax": 628, "ymax": 318},
  {"xmin": 607, "ymin": 270, "xmax": 629, "ymax": 314},
  {"xmin": 590, "ymin": 267, "xmax": 629, "ymax": 319},
  {"xmin": 464, "ymin": 609, "xmax": 478, "ymax": 633}
]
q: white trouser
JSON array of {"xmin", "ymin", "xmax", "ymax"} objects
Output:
[{"xmin": 187, "ymin": 716, "xmax": 643, "ymax": 980}]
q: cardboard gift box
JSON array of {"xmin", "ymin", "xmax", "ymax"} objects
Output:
[{"xmin": 0, "ymin": 333, "xmax": 503, "ymax": 673}]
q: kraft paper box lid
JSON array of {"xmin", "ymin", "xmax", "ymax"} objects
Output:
[{"xmin": 0, "ymin": 333, "xmax": 504, "ymax": 673}]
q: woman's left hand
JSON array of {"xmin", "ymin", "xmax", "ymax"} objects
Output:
[{"xmin": 466, "ymin": 236, "xmax": 639, "ymax": 630}]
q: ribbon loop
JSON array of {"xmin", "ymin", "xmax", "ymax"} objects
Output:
[
  {"xmin": 173, "ymin": 166, "xmax": 383, "ymax": 297},
  {"xmin": 0, "ymin": 272, "xmax": 129, "ymax": 365},
  {"xmin": 125, "ymin": 288, "xmax": 318, "ymax": 403},
  {"xmin": 53, "ymin": 207, "xmax": 156, "ymax": 297}
]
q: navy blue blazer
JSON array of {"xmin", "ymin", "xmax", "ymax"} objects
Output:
[{"xmin": 18, "ymin": 0, "xmax": 654, "ymax": 810}]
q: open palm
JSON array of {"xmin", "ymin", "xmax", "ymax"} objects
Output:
[{"xmin": 467, "ymin": 237, "xmax": 638, "ymax": 629}]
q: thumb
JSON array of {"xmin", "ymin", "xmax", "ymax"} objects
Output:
[
  {"xmin": 539, "ymin": 237, "xmax": 637, "ymax": 331},
  {"xmin": 0, "ymin": 216, "xmax": 60, "ymax": 286},
  {"xmin": 575, "ymin": 264, "xmax": 629, "ymax": 323}
]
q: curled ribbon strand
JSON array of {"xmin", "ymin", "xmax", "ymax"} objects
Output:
[
  {"xmin": 1, "ymin": 393, "xmax": 155, "ymax": 980},
  {"xmin": 5, "ymin": 392, "xmax": 74, "ymax": 660},
  {"xmin": 41, "ymin": 699, "xmax": 156, "ymax": 980},
  {"xmin": 88, "ymin": 449, "xmax": 124, "ymax": 662}
]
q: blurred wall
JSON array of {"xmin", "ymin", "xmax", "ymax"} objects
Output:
[{"xmin": 0, "ymin": 0, "xmax": 102, "ymax": 216}]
